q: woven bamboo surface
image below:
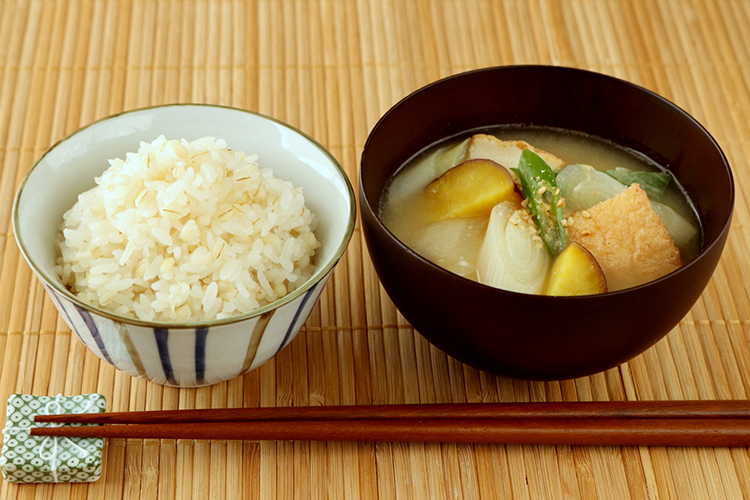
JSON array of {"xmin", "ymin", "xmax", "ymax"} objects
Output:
[{"xmin": 0, "ymin": 0, "xmax": 749, "ymax": 498}]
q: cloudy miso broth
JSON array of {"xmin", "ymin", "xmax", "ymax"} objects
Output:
[{"xmin": 379, "ymin": 126, "xmax": 702, "ymax": 293}]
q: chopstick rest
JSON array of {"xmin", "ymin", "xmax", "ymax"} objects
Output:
[{"xmin": 1, "ymin": 394, "xmax": 106, "ymax": 484}]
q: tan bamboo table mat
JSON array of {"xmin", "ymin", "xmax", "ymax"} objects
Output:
[{"xmin": 0, "ymin": 0, "xmax": 749, "ymax": 498}]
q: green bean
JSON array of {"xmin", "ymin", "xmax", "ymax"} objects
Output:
[{"xmin": 512, "ymin": 150, "xmax": 568, "ymax": 256}]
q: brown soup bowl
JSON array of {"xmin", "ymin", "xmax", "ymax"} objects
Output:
[{"xmin": 359, "ymin": 66, "xmax": 734, "ymax": 380}]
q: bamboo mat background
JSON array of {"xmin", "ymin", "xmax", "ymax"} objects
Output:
[{"xmin": 0, "ymin": 0, "xmax": 748, "ymax": 498}]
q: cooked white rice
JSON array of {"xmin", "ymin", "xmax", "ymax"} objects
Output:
[{"xmin": 55, "ymin": 136, "xmax": 320, "ymax": 323}]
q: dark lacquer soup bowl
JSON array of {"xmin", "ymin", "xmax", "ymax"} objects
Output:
[{"xmin": 359, "ymin": 66, "xmax": 734, "ymax": 380}]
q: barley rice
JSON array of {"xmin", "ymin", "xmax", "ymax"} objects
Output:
[{"xmin": 55, "ymin": 136, "xmax": 319, "ymax": 323}]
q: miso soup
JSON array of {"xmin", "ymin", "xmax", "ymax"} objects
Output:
[{"xmin": 379, "ymin": 126, "xmax": 701, "ymax": 295}]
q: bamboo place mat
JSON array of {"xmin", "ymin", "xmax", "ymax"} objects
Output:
[{"xmin": 0, "ymin": 0, "xmax": 749, "ymax": 498}]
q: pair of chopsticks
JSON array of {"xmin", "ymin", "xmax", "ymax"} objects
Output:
[{"xmin": 30, "ymin": 401, "xmax": 750, "ymax": 447}]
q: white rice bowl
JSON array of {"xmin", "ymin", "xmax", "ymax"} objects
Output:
[{"xmin": 55, "ymin": 135, "xmax": 320, "ymax": 323}]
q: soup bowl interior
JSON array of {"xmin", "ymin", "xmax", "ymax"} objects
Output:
[
  {"xmin": 14, "ymin": 104, "xmax": 356, "ymax": 386},
  {"xmin": 360, "ymin": 66, "xmax": 734, "ymax": 380}
]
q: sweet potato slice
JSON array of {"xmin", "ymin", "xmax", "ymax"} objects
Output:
[
  {"xmin": 425, "ymin": 158, "xmax": 522, "ymax": 219},
  {"xmin": 545, "ymin": 242, "xmax": 608, "ymax": 296}
]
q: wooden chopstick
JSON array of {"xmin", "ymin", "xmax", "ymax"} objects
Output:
[
  {"xmin": 32, "ymin": 401, "xmax": 750, "ymax": 425},
  {"xmin": 29, "ymin": 418, "xmax": 750, "ymax": 447},
  {"xmin": 28, "ymin": 401, "xmax": 750, "ymax": 446}
]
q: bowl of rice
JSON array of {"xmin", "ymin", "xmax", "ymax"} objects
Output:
[{"xmin": 13, "ymin": 104, "xmax": 355, "ymax": 387}]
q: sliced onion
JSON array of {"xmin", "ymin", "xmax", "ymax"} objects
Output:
[
  {"xmin": 410, "ymin": 217, "xmax": 488, "ymax": 279},
  {"xmin": 650, "ymin": 201, "xmax": 699, "ymax": 250},
  {"xmin": 386, "ymin": 138, "xmax": 470, "ymax": 202},
  {"xmin": 434, "ymin": 138, "xmax": 471, "ymax": 176},
  {"xmin": 476, "ymin": 203, "xmax": 550, "ymax": 294},
  {"xmin": 557, "ymin": 164, "xmax": 626, "ymax": 213}
]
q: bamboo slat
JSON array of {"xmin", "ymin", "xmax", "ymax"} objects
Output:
[{"xmin": 0, "ymin": 0, "xmax": 749, "ymax": 498}]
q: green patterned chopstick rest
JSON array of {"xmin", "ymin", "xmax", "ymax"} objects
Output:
[{"xmin": 1, "ymin": 394, "xmax": 106, "ymax": 483}]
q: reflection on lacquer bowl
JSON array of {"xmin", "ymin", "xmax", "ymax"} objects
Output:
[
  {"xmin": 360, "ymin": 66, "xmax": 734, "ymax": 380},
  {"xmin": 14, "ymin": 104, "xmax": 355, "ymax": 387}
]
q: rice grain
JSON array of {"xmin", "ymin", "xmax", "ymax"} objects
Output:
[{"xmin": 55, "ymin": 136, "xmax": 319, "ymax": 323}]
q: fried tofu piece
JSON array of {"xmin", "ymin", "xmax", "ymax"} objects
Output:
[
  {"xmin": 467, "ymin": 134, "xmax": 565, "ymax": 172},
  {"xmin": 566, "ymin": 184, "xmax": 681, "ymax": 291}
]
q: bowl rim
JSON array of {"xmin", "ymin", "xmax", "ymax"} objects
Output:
[
  {"xmin": 13, "ymin": 103, "xmax": 357, "ymax": 329},
  {"xmin": 359, "ymin": 64, "xmax": 735, "ymax": 298}
]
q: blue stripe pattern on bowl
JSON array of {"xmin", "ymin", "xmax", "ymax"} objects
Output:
[{"xmin": 44, "ymin": 273, "xmax": 330, "ymax": 386}]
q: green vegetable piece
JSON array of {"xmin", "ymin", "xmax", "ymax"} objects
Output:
[
  {"xmin": 605, "ymin": 167, "xmax": 671, "ymax": 200},
  {"xmin": 512, "ymin": 150, "xmax": 568, "ymax": 256}
]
